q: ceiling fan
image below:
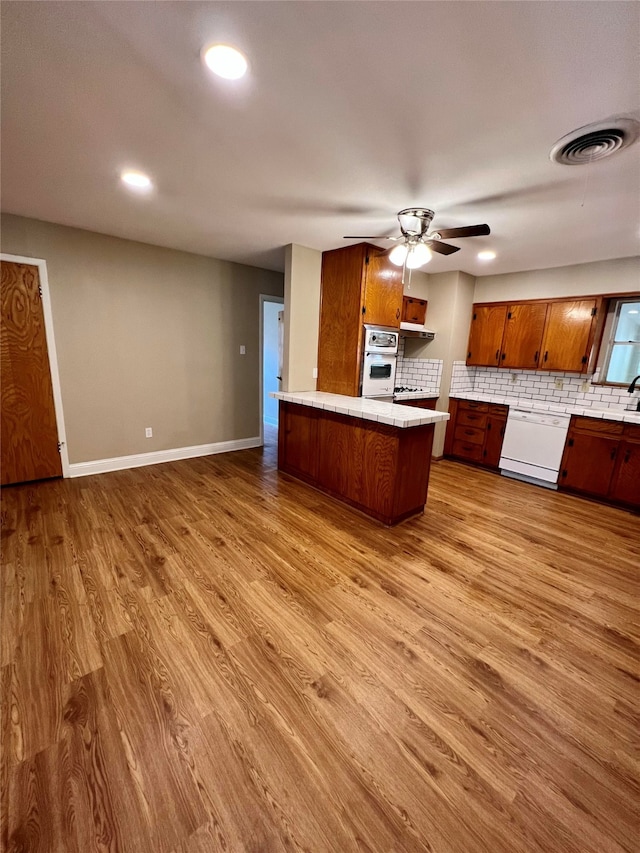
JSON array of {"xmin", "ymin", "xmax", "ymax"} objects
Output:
[{"xmin": 344, "ymin": 207, "xmax": 490, "ymax": 270}]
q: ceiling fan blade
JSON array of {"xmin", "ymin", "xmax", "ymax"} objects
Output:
[
  {"xmin": 427, "ymin": 240, "xmax": 461, "ymax": 255},
  {"xmin": 431, "ymin": 224, "xmax": 490, "ymax": 239},
  {"xmin": 343, "ymin": 235, "xmax": 402, "ymax": 240}
]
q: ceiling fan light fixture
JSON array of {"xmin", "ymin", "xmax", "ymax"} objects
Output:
[
  {"xmin": 389, "ymin": 243, "xmax": 409, "ymax": 266},
  {"xmin": 477, "ymin": 250, "xmax": 496, "ymax": 260},
  {"xmin": 406, "ymin": 242, "xmax": 432, "ymax": 268}
]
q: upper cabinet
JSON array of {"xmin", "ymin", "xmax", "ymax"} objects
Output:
[
  {"xmin": 317, "ymin": 243, "xmax": 403, "ymax": 396},
  {"xmin": 467, "ymin": 305, "xmax": 508, "ymax": 366},
  {"xmin": 501, "ymin": 303, "xmax": 547, "ymax": 369},
  {"xmin": 402, "ymin": 296, "xmax": 428, "ymax": 325},
  {"xmin": 540, "ymin": 299, "xmax": 599, "ymax": 372},
  {"xmin": 466, "ymin": 297, "xmax": 601, "ymax": 374}
]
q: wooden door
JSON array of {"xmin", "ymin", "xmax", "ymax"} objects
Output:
[
  {"xmin": 363, "ymin": 250, "xmax": 403, "ymax": 328},
  {"xmin": 401, "ymin": 296, "xmax": 427, "ymax": 325},
  {"xmin": 559, "ymin": 432, "xmax": 618, "ymax": 496},
  {"xmin": 483, "ymin": 414, "xmax": 507, "ymax": 468},
  {"xmin": 501, "ymin": 303, "xmax": 547, "ymax": 369},
  {"xmin": 466, "ymin": 305, "xmax": 508, "ymax": 366},
  {"xmin": 609, "ymin": 440, "xmax": 640, "ymax": 507},
  {"xmin": 1, "ymin": 261, "xmax": 62, "ymax": 485},
  {"xmin": 541, "ymin": 299, "xmax": 598, "ymax": 373}
]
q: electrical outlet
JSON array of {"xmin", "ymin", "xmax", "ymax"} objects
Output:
[
  {"xmin": 554, "ymin": 379, "xmax": 564, "ymax": 390},
  {"xmin": 312, "ymin": 367, "xmax": 318, "ymax": 379},
  {"xmin": 580, "ymin": 380, "xmax": 591, "ymax": 393},
  {"xmin": 240, "ymin": 345, "xmax": 246, "ymax": 355},
  {"xmin": 511, "ymin": 373, "xmax": 518, "ymax": 383},
  {"xmin": 145, "ymin": 427, "xmax": 153, "ymax": 438}
]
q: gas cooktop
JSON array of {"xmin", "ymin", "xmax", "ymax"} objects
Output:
[{"xmin": 394, "ymin": 386, "xmax": 424, "ymax": 393}]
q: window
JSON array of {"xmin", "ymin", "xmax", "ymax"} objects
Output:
[{"xmin": 601, "ymin": 298, "xmax": 640, "ymax": 385}]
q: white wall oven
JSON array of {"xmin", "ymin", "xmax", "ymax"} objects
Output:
[{"xmin": 361, "ymin": 325, "xmax": 398, "ymax": 397}]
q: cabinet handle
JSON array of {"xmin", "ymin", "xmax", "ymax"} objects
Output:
[
  {"xmin": 487, "ymin": 422, "xmax": 492, "ymax": 430},
  {"xmin": 464, "ymin": 429, "xmax": 474, "ymax": 435},
  {"xmin": 396, "ymin": 308, "xmax": 400, "ymax": 319},
  {"xmin": 501, "ymin": 353, "xmax": 506, "ymax": 361},
  {"xmin": 624, "ymin": 450, "xmax": 631, "ymax": 463},
  {"xmin": 610, "ymin": 448, "xmax": 617, "ymax": 461},
  {"xmin": 495, "ymin": 350, "xmax": 500, "ymax": 361},
  {"xmin": 534, "ymin": 351, "xmax": 539, "ymax": 362},
  {"xmin": 543, "ymin": 351, "xmax": 548, "ymax": 362}
]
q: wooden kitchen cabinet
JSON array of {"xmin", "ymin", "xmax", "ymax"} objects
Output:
[
  {"xmin": 540, "ymin": 299, "xmax": 599, "ymax": 372},
  {"xmin": 559, "ymin": 417, "xmax": 640, "ymax": 509},
  {"xmin": 445, "ymin": 399, "xmax": 508, "ymax": 469},
  {"xmin": 466, "ymin": 305, "xmax": 507, "ymax": 366},
  {"xmin": 401, "ymin": 295, "xmax": 428, "ymax": 325},
  {"xmin": 500, "ymin": 303, "xmax": 547, "ymax": 369},
  {"xmin": 317, "ymin": 243, "xmax": 403, "ymax": 396},
  {"xmin": 466, "ymin": 296, "xmax": 601, "ymax": 374}
]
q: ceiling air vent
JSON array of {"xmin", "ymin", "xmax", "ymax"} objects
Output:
[{"xmin": 550, "ymin": 118, "xmax": 640, "ymax": 165}]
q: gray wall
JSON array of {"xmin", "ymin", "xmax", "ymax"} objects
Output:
[{"xmin": 1, "ymin": 214, "xmax": 284, "ymax": 464}]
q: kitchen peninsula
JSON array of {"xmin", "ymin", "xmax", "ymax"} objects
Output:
[{"xmin": 272, "ymin": 391, "xmax": 449, "ymax": 525}]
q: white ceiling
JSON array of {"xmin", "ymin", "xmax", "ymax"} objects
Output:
[{"xmin": 2, "ymin": 1, "xmax": 639, "ymax": 276}]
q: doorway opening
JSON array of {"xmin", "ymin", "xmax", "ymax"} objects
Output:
[{"xmin": 260, "ymin": 294, "xmax": 284, "ymax": 446}]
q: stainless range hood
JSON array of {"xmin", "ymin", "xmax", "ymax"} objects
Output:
[{"xmin": 399, "ymin": 322, "xmax": 436, "ymax": 340}]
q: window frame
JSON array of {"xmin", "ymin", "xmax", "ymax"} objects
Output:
[{"xmin": 599, "ymin": 296, "xmax": 640, "ymax": 387}]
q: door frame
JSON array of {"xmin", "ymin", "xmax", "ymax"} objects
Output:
[
  {"xmin": 259, "ymin": 293, "xmax": 284, "ymax": 445},
  {"xmin": 1, "ymin": 253, "xmax": 70, "ymax": 477}
]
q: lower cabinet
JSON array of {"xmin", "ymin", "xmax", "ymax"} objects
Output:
[
  {"xmin": 559, "ymin": 417, "xmax": 640, "ymax": 509},
  {"xmin": 444, "ymin": 399, "xmax": 508, "ymax": 469}
]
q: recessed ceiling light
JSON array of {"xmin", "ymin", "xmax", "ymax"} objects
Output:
[
  {"xmin": 202, "ymin": 44, "xmax": 248, "ymax": 80},
  {"xmin": 477, "ymin": 250, "xmax": 496, "ymax": 260},
  {"xmin": 120, "ymin": 170, "xmax": 152, "ymax": 191}
]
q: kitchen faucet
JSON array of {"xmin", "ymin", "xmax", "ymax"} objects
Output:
[{"xmin": 627, "ymin": 375, "xmax": 640, "ymax": 411}]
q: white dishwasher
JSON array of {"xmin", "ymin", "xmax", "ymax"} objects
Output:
[{"xmin": 499, "ymin": 409, "xmax": 571, "ymax": 488}]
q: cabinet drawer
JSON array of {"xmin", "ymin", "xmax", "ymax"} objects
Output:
[
  {"xmin": 572, "ymin": 416, "xmax": 624, "ymax": 436},
  {"xmin": 457, "ymin": 410, "xmax": 487, "ymax": 428},
  {"xmin": 623, "ymin": 423, "xmax": 640, "ymax": 440},
  {"xmin": 454, "ymin": 425, "xmax": 485, "ymax": 446},
  {"xmin": 452, "ymin": 439, "xmax": 484, "ymax": 462},
  {"xmin": 459, "ymin": 400, "xmax": 489, "ymax": 414},
  {"xmin": 489, "ymin": 404, "xmax": 508, "ymax": 416}
]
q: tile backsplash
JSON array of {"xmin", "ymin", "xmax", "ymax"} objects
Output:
[
  {"xmin": 396, "ymin": 340, "xmax": 443, "ymax": 389},
  {"xmin": 450, "ymin": 361, "xmax": 638, "ymax": 411}
]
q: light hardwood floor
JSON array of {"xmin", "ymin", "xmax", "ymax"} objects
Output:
[{"xmin": 1, "ymin": 433, "xmax": 638, "ymax": 853}]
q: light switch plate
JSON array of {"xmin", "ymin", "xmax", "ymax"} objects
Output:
[
  {"xmin": 145, "ymin": 427, "xmax": 153, "ymax": 438},
  {"xmin": 240, "ymin": 345, "xmax": 246, "ymax": 355},
  {"xmin": 312, "ymin": 367, "xmax": 318, "ymax": 379}
]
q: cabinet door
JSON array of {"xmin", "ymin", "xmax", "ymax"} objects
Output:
[
  {"xmin": 402, "ymin": 296, "xmax": 427, "ymax": 325},
  {"xmin": 363, "ymin": 251, "xmax": 403, "ymax": 328},
  {"xmin": 559, "ymin": 432, "xmax": 618, "ymax": 496},
  {"xmin": 501, "ymin": 303, "xmax": 547, "ymax": 369},
  {"xmin": 541, "ymin": 299, "xmax": 598, "ymax": 373},
  {"xmin": 483, "ymin": 414, "xmax": 507, "ymax": 468},
  {"xmin": 466, "ymin": 305, "xmax": 507, "ymax": 366},
  {"xmin": 609, "ymin": 440, "xmax": 640, "ymax": 507}
]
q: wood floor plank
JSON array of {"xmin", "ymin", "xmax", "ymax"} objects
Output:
[{"xmin": 1, "ymin": 435, "xmax": 638, "ymax": 852}]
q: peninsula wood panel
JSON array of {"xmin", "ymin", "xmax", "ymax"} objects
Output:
[
  {"xmin": 2, "ymin": 441, "xmax": 638, "ymax": 853},
  {"xmin": 501, "ymin": 302, "xmax": 547, "ymax": 369},
  {"xmin": 1, "ymin": 261, "xmax": 62, "ymax": 485}
]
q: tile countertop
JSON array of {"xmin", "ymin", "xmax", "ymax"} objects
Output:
[
  {"xmin": 393, "ymin": 388, "xmax": 439, "ymax": 401},
  {"xmin": 272, "ymin": 391, "xmax": 449, "ymax": 429},
  {"xmin": 452, "ymin": 392, "xmax": 640, "ymax": 424}
]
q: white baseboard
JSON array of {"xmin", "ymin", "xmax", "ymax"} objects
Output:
[{"xmin": 68, "ymin": 436, "xmax": 263, "ymax": 478}]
